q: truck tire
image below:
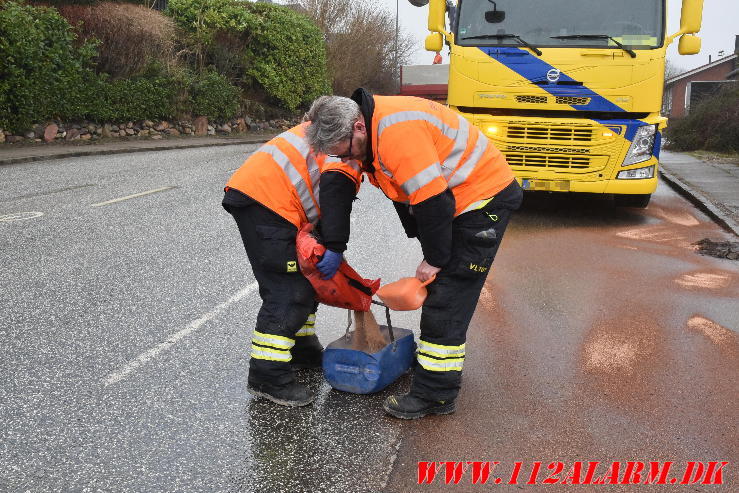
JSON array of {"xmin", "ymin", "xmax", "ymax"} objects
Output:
[{"xmin": 614, "ymin": 193, "xmax": 651, "ymax": 208}]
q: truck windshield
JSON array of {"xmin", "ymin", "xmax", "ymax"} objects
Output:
[{"xmin": 455, "ymin": 0, "xmax": 664, "ymax": 49}]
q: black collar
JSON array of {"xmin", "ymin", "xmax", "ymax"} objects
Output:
[{"xmin": 350, "ymin": 88, "xmax": 375, "ymax": 172}]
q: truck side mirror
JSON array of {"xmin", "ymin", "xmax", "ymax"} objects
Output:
[
  {"xmin": 678, "ymin": 34, "xmax": 701, "ymax": 55},
  {"xmin": 428, "ymin": 0, "xmax": 446, "ymax": 33},
  {"xmin": 425, "ymin": 32, "xmax": 443, "ymax": 52},
  {"xmin": 679, "ymin": 0, "xmax": 704, "ymax": 33}
]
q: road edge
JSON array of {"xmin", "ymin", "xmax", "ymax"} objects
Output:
[
  {"xmin": 659, "ymin": 168, "xmax": 739, "ymax": 237},
  {"xmin": 0, "ymin": 135, "xmax": 277, "ymax": 166}
]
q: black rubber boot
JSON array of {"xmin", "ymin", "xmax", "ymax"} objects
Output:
[
  {"xmin": 247, "ymin": 359, "xmax": 315, "ymax": 406},
  {"xmin": 247, "ymin": 379, "xmax": 315, "ymax": 407},
  {"xmin": 383, "ymin": 393, "xmax": 455, "ymax": 419},
  {"xmin": 291, "ymin": 334, "xmax": 324, "ymax": 369}
]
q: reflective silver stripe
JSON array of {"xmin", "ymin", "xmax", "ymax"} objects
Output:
[
  {"xmin": 377, "ymin": 111, "xmax": 446, "ymax": 138},
  {"xmin": 258, "ymin": 144, "xmax": 318, "ymax": 223},
  {"xmin": 296, "ymin": 317, "xmax": 315, "ymax": 335},
  {"xmin": 448, "ymin": 130, "xmax": 489, "ymax": 189},
  {"xmin": 377, "ymin": 111, "xmax": 477, "ymax": 188},
  {"xmin": 295, "ymin": 327, "xmax": 316, "ymax": 336},
  {"xmin": 251, "ymin": 344, "xmax": 292, "ymax": 362},
  {"xmin": 378, "ymin": 110, "xmax": 464, "ymax": 166},
  {"xmin": 417, "ymin": 354, "xmax": 464, "ymax": 371},
  {"xmin": 377, "ymin": 155, "xmax": 394, "ymax": 178},
  {"xmin": 418, "ymin": 340, "xmax": 466, "ymax": 358},
  {"xmin": 307, "ymin": 154, "xmax": 321, "ymax": 185},
  {"xmin": 278, "ymin": 130, "xmax": 318, "ymax": 206},
  {"xmin": 441, "ymin": 114, "xmax": 470, "ymax": 178},
  {"xmin": 278, "ymin": 130, "xmax": 310, "ymax": 156},
  {"xmin": 305, "ymin": 154, "xmax": 321, "ymax": 223},
  {"xmin": 400, "ymin": 162, "xmax": 442, "ymax": 196},
  {"xmin": 294, "ymin": 312, "xmax": 317, "ymax": 336},
  {"xmin": 253, "ymin": 330, "xmax": 295, "ymax": 350}
]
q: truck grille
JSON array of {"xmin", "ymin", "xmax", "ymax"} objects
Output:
[
  {"xmin": 514, "ymin": 95, "xmax": 592, "ymax": 105},
  {"xmin": 516, "ymin": 95, "xmax": 548, "ymax": 104},
  {"xmin": 505, "ymin": 153, "xmax": 593, "ymax": 170},
  {"xmin": 506, "ymin": 145, "xmax": 590, "ymax": 154},
  {"xmin": 555, "ymin": 96, "xmax": 590, "ymax": 105},
  {"xmin": 507, "ymin": 123, "xmax": 594, "ymax": 143}
]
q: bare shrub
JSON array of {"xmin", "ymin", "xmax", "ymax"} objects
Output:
[
  {"xmin": 57, "ymin": 2, "xmax": 177, "ymax": 79},
  {"xmin": 297, "ymin": 0, "xmax": 416, "ymax": 96},
  {"xmin": 664, "ymin": 59, "xmax": 685, "ymax": 81},
  {"xmin": 665, "ymin": 82, "xmax": 739, "ymax": 153}
]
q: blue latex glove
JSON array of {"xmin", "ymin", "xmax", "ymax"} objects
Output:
[{"xmin": 317, "ymin": 249, "xmax": 343, "ymax": 280}]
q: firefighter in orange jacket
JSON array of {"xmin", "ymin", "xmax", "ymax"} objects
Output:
[
  {"xmin": 223, "ymin": 122, "xmax": 361, "ymax": 407},
  {"xmin": 306, "ymin": 89, "xmax": 523, "ymax": 419}
]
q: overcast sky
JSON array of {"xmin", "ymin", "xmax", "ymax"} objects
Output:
[{"xmin": 376, "ymin": 0, "xmax": 738, "ymax": 72}]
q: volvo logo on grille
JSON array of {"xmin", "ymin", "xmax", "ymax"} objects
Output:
[{"xmin": 546, "ymin": 69, "xmax": 561, "ymax": 82}]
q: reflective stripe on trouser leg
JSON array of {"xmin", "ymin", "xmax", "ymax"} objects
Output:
[
  {"xmin": 417, "ymin": 339, "xmax": 465, "ymax": 372},
  {"xmin": 295, "ymin": 313, "xmax": 316, "ymax": 336},
  {"xmin": 251, "ymin": 330, "xmax": 295, "ymax": 362}
]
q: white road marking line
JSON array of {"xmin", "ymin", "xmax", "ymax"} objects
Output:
[
  {"xmin": 0, "ymin": 211, "xmax": 44, "ymax": 222},
  {"xmin": 91, "ymin": 187, "xmax": 175, "ymax": 207},
  {"xmin": 104, "ymin": 282, "xmax": 259, "ymax": 386}
]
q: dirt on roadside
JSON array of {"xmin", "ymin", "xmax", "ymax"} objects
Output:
[
  {"xmin": 687, "ymin": 150, "xmax": 739, "ymax": 166},
  {"xmin": 693, "ymin": 238, "xmax": 739, "ymax": 260}
]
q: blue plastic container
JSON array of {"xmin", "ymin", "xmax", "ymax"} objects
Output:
[{"xmin": 323, "ymin": 325, "xmax": 416, "ymax": 394}]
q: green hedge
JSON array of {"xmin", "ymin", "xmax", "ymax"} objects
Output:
[
  {"xmin": 190, "ymin": 70, "xmax": 240, "ymax": 120},
  {"xmin": 0, "ymin": 1, "xmax": 99, "ymax": 132},
  {"xmin": 0, "ymin": 1, "xmax": 304, "ymax": 132},
  {"xmin": 242, "ymin": 2, "xmax": 331, "ymax": 111},
  {"xmin": 168, "ymin": 0, "xmax": 330, "ymax": 111},
  {"xmin": 91, "ymin": 76, "xmax": 178, "ymax": 122},
  {"xmin": 86, "ymin": 70, "xmax": 240, "ymax": 123},
  {"xmin": 0, "ymin": 1, "xmax": 181, "ymax": 131},
  {"xmin": 665, "ymin": 83, "xmax": 739, "ymax": 153}
]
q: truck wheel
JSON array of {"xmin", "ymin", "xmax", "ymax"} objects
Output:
[{"xmin": 614, "ymin": 193, "xmax": 651, "ymax": 208}]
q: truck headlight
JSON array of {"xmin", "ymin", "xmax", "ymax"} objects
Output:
[
  {"xmin": 617, "ymin": 165, "xmax": 654, "ymax": 179},
  {"xmin": 623, "ymin": 125, "xmax": 657, "ymax": 166},
  {"xmin": 484, "ymin": 125, "xmax": 500, "ymax": 136}
]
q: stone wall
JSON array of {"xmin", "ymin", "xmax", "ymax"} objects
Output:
[{"xmin": 0, "ymin": 115, "xmax": 302, "ymax": 145}]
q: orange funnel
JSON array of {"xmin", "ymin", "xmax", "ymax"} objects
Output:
[{"xmin": 376, "ymin": 275, "xmax": 435, "ymax": 311}]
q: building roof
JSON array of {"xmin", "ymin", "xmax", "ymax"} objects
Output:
[{"xmin": 666, "ymin": 53, "xmax": 738, "ymax": 86}]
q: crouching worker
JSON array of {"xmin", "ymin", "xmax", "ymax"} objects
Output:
[
  {"xmin": 306, "ymin": 90, "xmax": 523, "ymax": 418},
  {"xmin": 222, "ymin": 122, "xmax": 361, "ymax": 406}
]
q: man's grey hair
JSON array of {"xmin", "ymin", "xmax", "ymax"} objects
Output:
[{"xmin": 304, "ymin": 96, "xmax": 361, "ymax": 154}]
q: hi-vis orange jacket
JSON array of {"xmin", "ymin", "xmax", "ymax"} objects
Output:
[
  {"xmin": 225, "ymin": 122, "xmax": 362, "ymax": 228},
  {"xmin": 361, "ymin": 96, "xmax": 514, "ymax": 216}
]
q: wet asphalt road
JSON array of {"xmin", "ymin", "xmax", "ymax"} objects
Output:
[
  {"xmin": 386, "ymin": 186, "xmax": 739, "ymax": 491},
  {"xmin": 1, "ymin": 145, "xmax": 423, "ymax": 492},
  {"xmin": 1, "ymin": 146, "xmax": 737, "ymax": 492}
]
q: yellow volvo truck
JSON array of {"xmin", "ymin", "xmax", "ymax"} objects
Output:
[{"xmin": 408, "ymin": 0, "xmax": 704, "ymax": 207}]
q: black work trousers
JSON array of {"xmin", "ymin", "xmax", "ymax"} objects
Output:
[
  {"xmin": 412, "ymin": 179, "xmax": 523, "ymax": 401},
  {"xmin": 223, "ymin": 196, "xmax": 317, "ymax": 386}
]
